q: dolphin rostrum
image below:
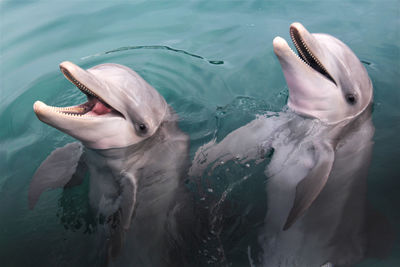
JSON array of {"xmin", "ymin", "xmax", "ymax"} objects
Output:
[
  {"xmin": 29, "ymin": 62, "xmax": 194, "ymax": 266},
  {"xmin": 190, "ymin": 22, "xmax": 392, "ymax": 266}
]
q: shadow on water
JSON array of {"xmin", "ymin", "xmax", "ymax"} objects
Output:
[
  {"xmin": 56, "ymin": 173, "xmax": 97, "ymax": 234},
  {"xmin": 190, "ymin": 157, "xmax": 272, "ymax": 266},
  {"xmin": 185, "ymin": 96, "xmax": 283, "ymax": 266}
]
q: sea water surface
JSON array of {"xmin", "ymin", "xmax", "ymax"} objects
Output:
[{"xmin": 0, "ymin": 1, "xmax": 399, "ymax": 266}]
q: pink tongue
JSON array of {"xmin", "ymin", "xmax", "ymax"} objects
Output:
[{"xmin": 91, "ymin": 100, "xmax": 112, "ymax": 115}]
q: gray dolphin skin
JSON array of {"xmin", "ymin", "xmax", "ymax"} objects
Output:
[
  {"xmin": 29, "ymin": 62, "xmax": 194, "ymax": 266},
  {"xmin": 190, "ymin": 22, "xmax": 392, "ymax": 266}
]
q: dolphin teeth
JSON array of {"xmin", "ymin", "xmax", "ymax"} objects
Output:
[
  {"xmin": 58, "ymin": 66, "xmax": 124, "ymax": 119},
  {"xmin": 49, "ymin": 105, "xmax": 90, "ymax": 117},
  {"xmin": 74, "ymin": 80, "xmax": 102, "ymax": 103},
  {"xmin": 289, "ymin": 28, "xmax": 336, "ymax": 84}
]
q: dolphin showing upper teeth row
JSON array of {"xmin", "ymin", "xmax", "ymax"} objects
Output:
[
  {"xmin": 33, "ymin": 61, "xmax": 168, "ymax": 150},
  {"xmin": 29, "ymin": 62, "xmax": 194, "ymax": 266},
  {"xmin": 273, "ymin": 22, "xmax": 372, "ymax": 124},
  {"xmin": 190, "ymin": 22, "xmax": 392, "ymax": 266}
]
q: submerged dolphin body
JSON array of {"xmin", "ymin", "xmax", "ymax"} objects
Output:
[
  {"xmin": 190, "ymin": 23, "xmax": 392, "ymax": 266},
  {"xmin": 29, "ymin": 62, "xmax": 194, "ymax": 266}
]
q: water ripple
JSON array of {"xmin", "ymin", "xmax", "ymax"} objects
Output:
[{"xmin": 81, "ymin": 45, "xmax": 224, "ymax": 65}]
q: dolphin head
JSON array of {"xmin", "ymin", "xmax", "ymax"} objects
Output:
[
  {"xmin": 34, "ymin": 62, "xmax": 168, "ymax": 149},
  {"xmin": 273, "ymin": 22, "xmax": 372, "ymax": 124}
]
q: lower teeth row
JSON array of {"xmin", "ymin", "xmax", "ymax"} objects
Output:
[{"xmin": 49, "ymin": 106, "xmax": 90, "ymax": 117}]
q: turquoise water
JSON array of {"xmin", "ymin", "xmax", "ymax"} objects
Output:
[{"xmin": 1, "ymin": 1, "xmax": 399, "ymax": 266}]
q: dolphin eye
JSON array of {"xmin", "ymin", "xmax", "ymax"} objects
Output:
[
  {"xmin": 346, "ymin": 93, "xmax": 357, "ymax": 105},
  {"xmin": 138, "ymin": 124, "xmax": 147, "ymax": 131},
  {"xmin": 135, "ymin": 123, "xmax": 148, "ymax": 135}
]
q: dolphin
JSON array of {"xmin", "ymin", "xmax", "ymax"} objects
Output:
[
  {"xmin": 29, "ymin": 62, "xmax": 195, "ymax": 266},
  {"xmin": 190, "ymin": 23, "xmax": 392, "ymax": 266}
]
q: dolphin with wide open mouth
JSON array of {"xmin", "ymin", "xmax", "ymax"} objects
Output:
[{"xmin": 30, "ymin": 62, "xmax": 195, "ymax": 266}]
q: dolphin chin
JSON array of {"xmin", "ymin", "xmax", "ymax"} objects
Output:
[
  {"xmin": 273, "ymin": 22, "xmax": 372, "ymax": 124},
  {"xmin": 33, "ymin": 61, "xmax": 168, "ymax": 149}
]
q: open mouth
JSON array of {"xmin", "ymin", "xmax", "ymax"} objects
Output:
[
  {"xmin": 289, "ymin": 26, "xmax": 336, "ymax": 84},
  {"xmin": 50, "ymin": 67, "xmax": 124, "ymax": 118}
]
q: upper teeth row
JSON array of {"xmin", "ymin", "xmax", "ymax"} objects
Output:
[
  {"xmin": 47, "ymin": 106, "xmax": 93, "ymax": 117},
  {"xmin": 72, "ymin": 79, "xmax": 99, "ymax": 99},
  {"xmin": 62, "ymin": 70, "xmax": 100, "ymax": 99},
  {"xmin": 290, "ymin": 30, "xmax": 330, "ymax": 75},
  {"xmin": 291, "ymin": 31, "xmax": 310, "ymax": 62}
]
